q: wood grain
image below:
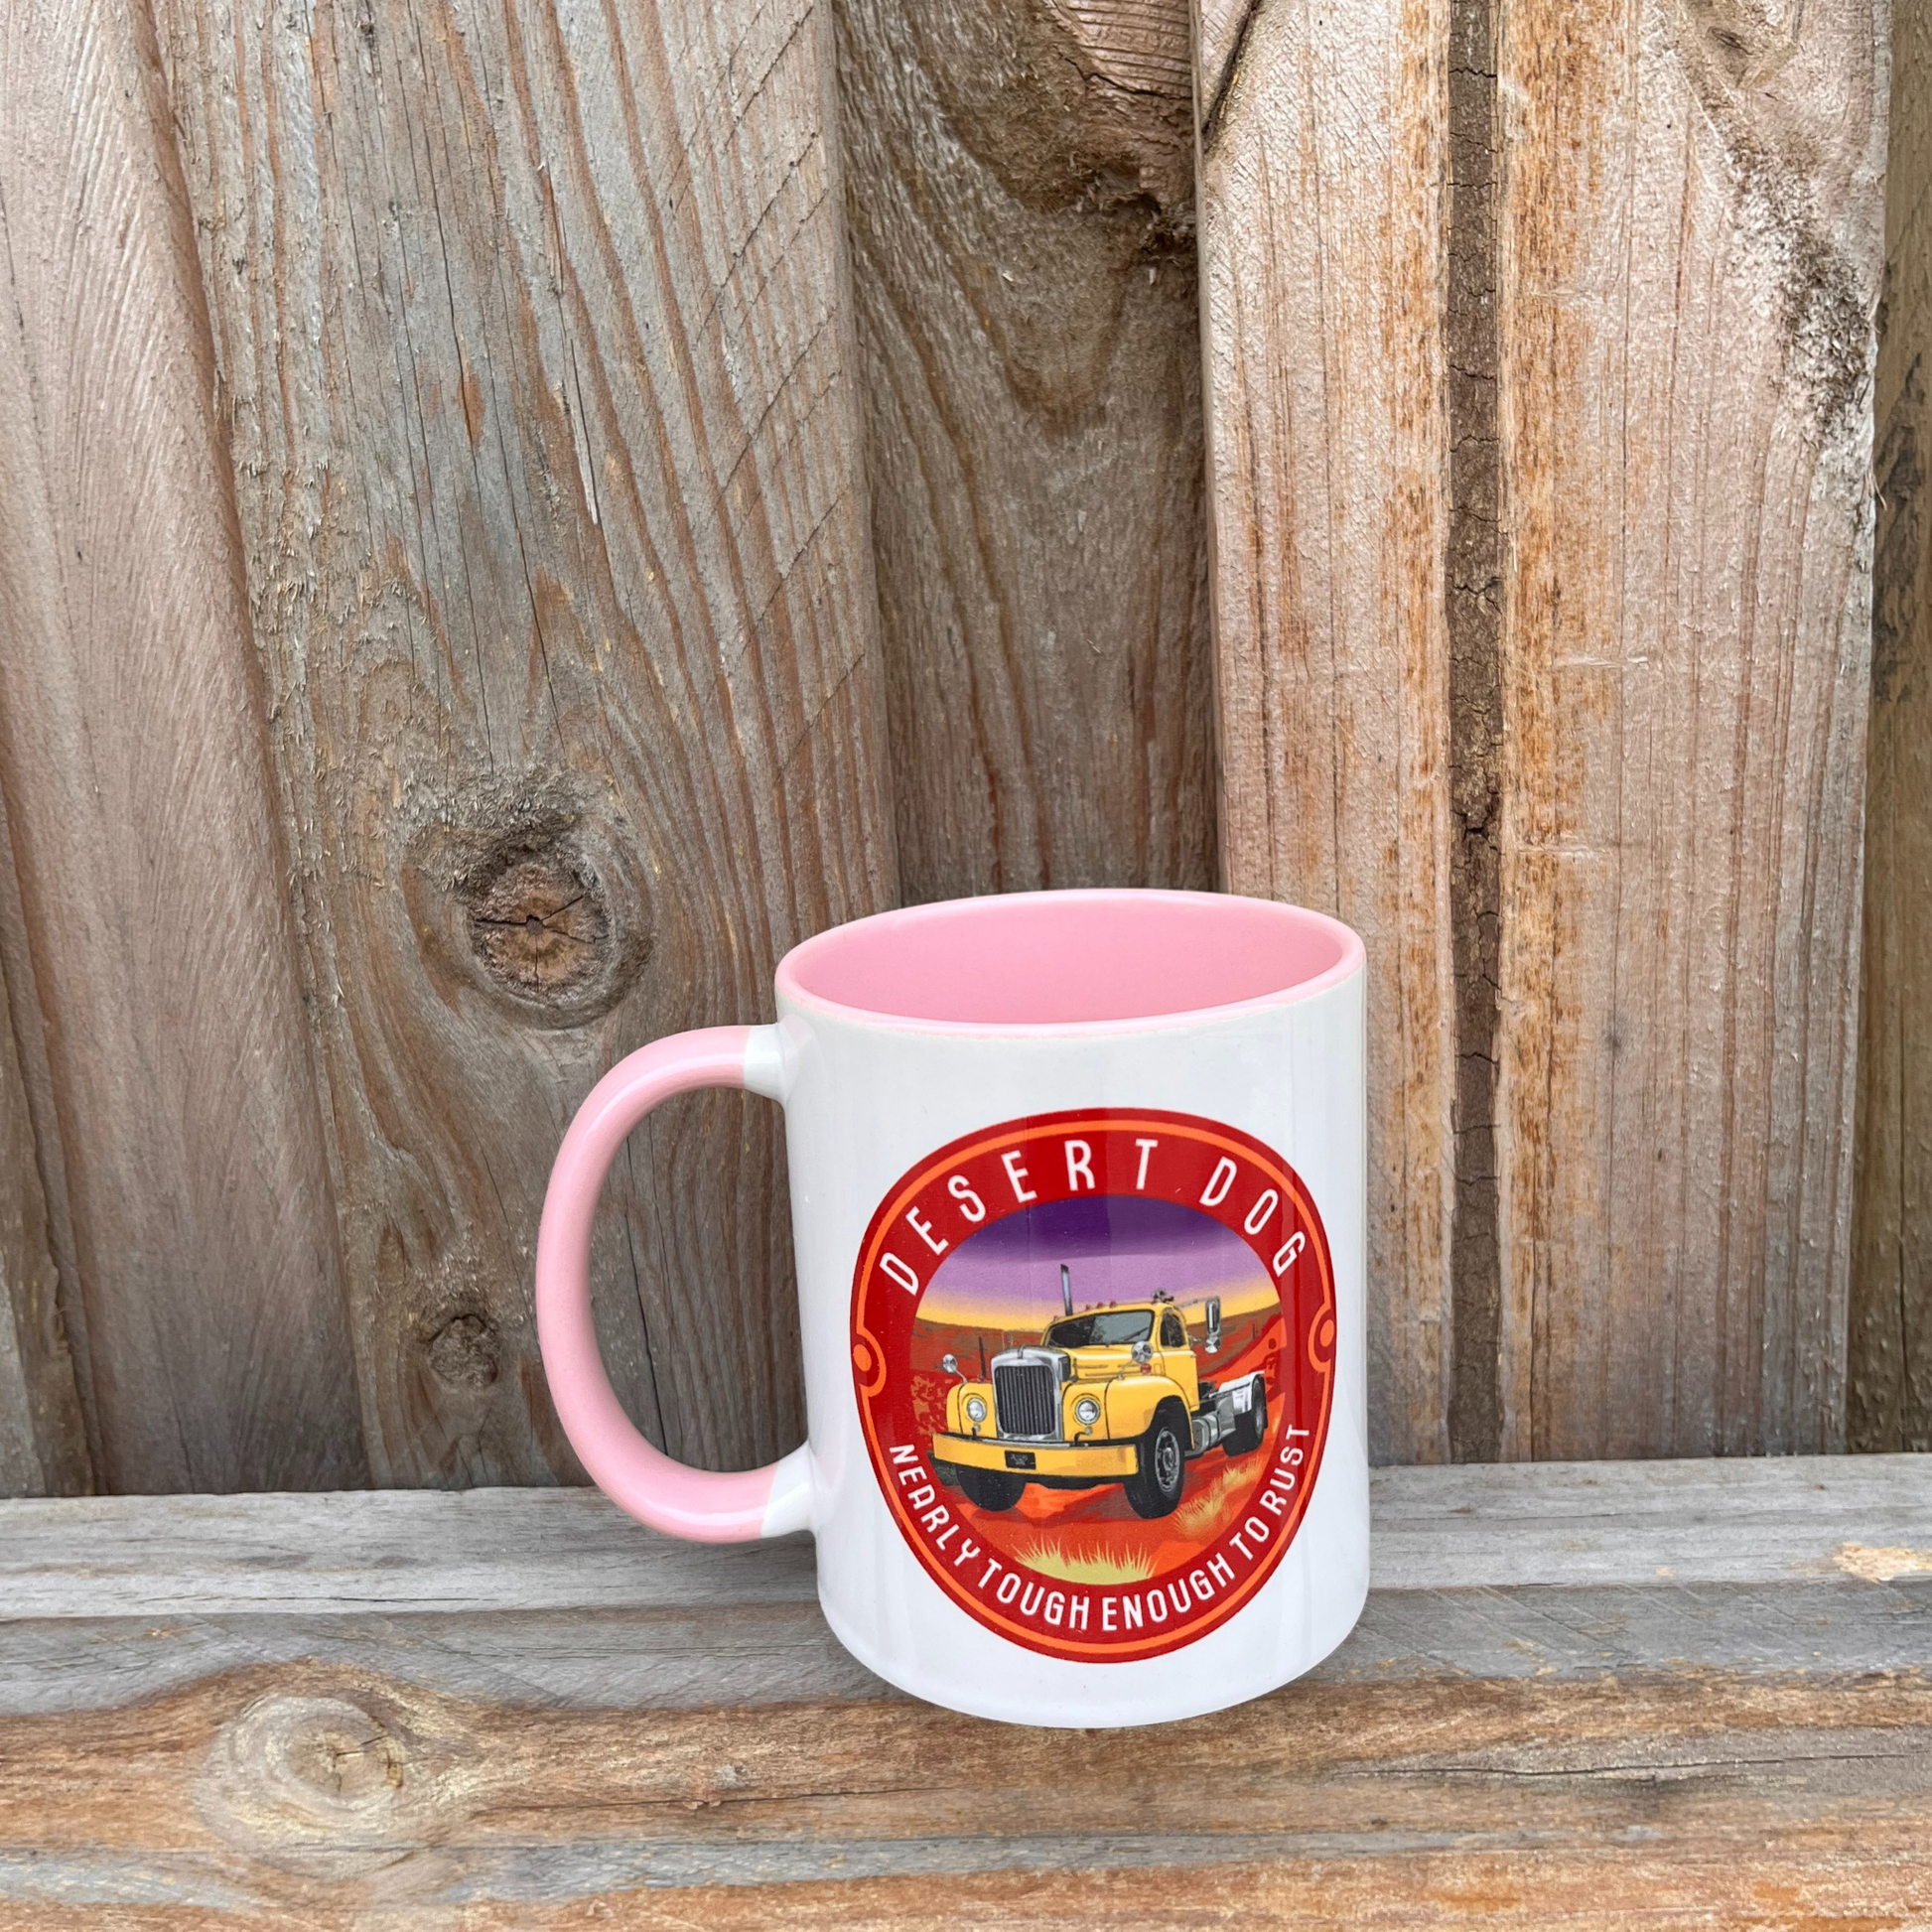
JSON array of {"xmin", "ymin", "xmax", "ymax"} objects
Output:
[
  {"xmin": 13, "ymin": 1454, "xmax": 1929, "ymax": 1621},
  {"xmin": 0, "ymin": 931, "xmax": 88, "ymax": 1498},
  {"xmin": 1, "ymin": 1664, "xmax": 1926, "ymax": 1924},
  {"xmin": 1852, "ymin": 0, "xmax": 1932, "ymax": 1451},
  {"xmin": 15, "ymin": 1458, "xmax": 1928, "ymax": 1733},
  {"xmin": 0, "ymin": 1460, "xmax": 1927, "ymax": 1924},
  {"xmin": 836, "ymin": 0, "xmax": 1216, "ymax": 900},
  {"xmin": 153, "ymin": 0, "xmax": 897, "ymax": 1483},
  {"xmin": 0, "ymin": 0, "xmax": 365, "ymax": 1490},
  {"xmin": 4, "ymin": 1853, "xmax": 1930, "ymax": 1932},
  {"xmin": 1193, "ymin": 0, "xmax": 1459, "ymax": 1463},
  {"xmin": 1494, "ymin": 0, "xmax": 1889, "ymax": 1456}
]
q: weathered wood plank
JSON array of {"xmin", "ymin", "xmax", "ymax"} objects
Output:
[
  {"xmin": 154, "ymin": 0, "xmax": 897, "ymax": 1483},
  {"xmin": 1199, "ymin": 0, "xmax": 1888, "ymax": 1464},
  {"xmin": 1193, "ymin": 0, "xmax": 1459, "ymax": 1463},
  {"xmin": 8, "ymin": 1564, "xmax": 1932, "ymax": 1722},
  {"xmin": 0, "ymin": 1460, "xmax": 1926, "ymax": 1923},
  {"xmin": 9, "ymin": 1455, "xmax": 1928, "ymax": 1620},
  {"xmin": 0, "ymin": 0, "xmax": 365, "ymax": 1490},
  {"xmin": 3, "ymin": 1457, "xmax": 1928, "ymax": 1717},
  {"xmin": 0, "ymin": 929, "xmax": 88, "ymax": 1498},
  {"xmin": 1, "ymin": 1666, "xmax": 1928, "ymax": 1918},
  {"xmin": 5, "ymin": 1851, "xmax": 1928, "ymax": 1932},
  {"xmin": 1493, "ymin": 0, "xmax": 1888, "ymax": 1455},
  {"xmin": 836, "ymin": 0, "xmax": 1215, "ymax": 901},
  {"xmin": 1852, "ymin": 0, "xmax": 1932, "ymax": 1451}
]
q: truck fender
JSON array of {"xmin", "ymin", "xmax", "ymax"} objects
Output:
[
  {"xmin": 1104, "ymin": 1376, "xmax": 1179, "ymax": 1442},
  {"xmin": 945, "ymin": 1381, "xmax": 996, "ymax": 1436}
]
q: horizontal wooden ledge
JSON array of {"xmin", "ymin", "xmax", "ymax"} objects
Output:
[
  {"xmin": 0, "ymin": 1457, "xmax": 1927, "ymax": 1926},
  {"xmin": 0, "ymin": 1455, "xmax": 1926, "ymax": 1719},
  {"xmin": 12, "ymin": 1453, "xmax": 1932, "ymax": 1613}
]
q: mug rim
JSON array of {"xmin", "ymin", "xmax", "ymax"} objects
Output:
[{"xmin": 773, "ymin": 888, "xmax": 1366, "ymax": 1037}]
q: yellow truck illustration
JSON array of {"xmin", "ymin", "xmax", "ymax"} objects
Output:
[{"xmin": 930, "ymin": 1266, "xmax": 1269, "ymax": 1519}]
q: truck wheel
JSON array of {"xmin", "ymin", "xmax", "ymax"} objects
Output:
[
  {"xmin": 1226, "ymin": 1384, "xmax": 1267, "ymax": 1456},
  {"xmin": 958, "ymin": 1464, "xmax": 1026, "ymax": 1511},
  {"xmin": 1124, "ymin": 1402, "xmax": 1188, "ymax": 1519}
]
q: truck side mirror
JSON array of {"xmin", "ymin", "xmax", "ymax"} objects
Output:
[
  {"xmin": 941, "ymin": 1352, "xmax": 961, "ymax": 1378},
  {"xmin": 1205, "ymin": 1298, "xmax": 1222, "ymax": 1355}
]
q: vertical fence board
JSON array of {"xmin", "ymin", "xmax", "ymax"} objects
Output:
[
  {"xmin": 1853, "ymin": 0, "xmax": 1932, "ymax": 1450},
  {"xmin": 0, "ymin": 0, "xmax": 365, "ymax": 1491},
  {"xmin": 0, "ymin": 925, "xmax": 88, "ymax": 1498},
  {"xmin": 1193, "ymin": 0, "xmax": 1458, "ymax": 1463},
  {"xmin": 1495, "ymin": 0, "xmax": 1887, "ymax": 1455},
  {"xmin": 836, "ymin": 0, "xmax": 1216, "ymax": 901},
  {"xmin": 156, "ymin": 0, "xmax": 896, "ymax": 1483}
]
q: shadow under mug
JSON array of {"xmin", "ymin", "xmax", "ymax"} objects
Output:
[{"xmin": 536, "ymin": 888, "xmax": 1368, "ymax": 1726}]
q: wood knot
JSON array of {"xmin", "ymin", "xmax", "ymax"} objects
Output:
[
  {"xmin": 195, "ymin": 1685, "xmax": 475, "ymax": 1878},
  {"xmin": 1666, "ymin": 0, "xmax": 1875, "ymax": 456},
  {"xmin": 422, "ymin": 1311, "xmax": 500, "ymax": 1391},
  {"xmin": 1674, "ymin": 0, "xmax": 1800, "ymax": 91},
  {"xmin": 403, "ymin": 788, "xmax": 650, "ymax": 1028},
  {"xmin": 463, "ymin": 847, "xmax": 610, "ymax": 1005}
]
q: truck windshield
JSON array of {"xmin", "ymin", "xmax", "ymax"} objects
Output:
[{"xmin": 1044, "ymin": 1311, "xmax": 1154, "ymax": 1347}]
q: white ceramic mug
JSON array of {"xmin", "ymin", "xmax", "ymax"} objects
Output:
[{"xmin": 536, "ymin": 888, "xmax": 1368, "ymax": 1726}]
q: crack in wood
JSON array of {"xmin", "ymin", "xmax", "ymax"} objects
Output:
[
  {"xmin": 1447, "ymin": 0, "xmax": 1504, "ymax": 1464},
  {"xmin": 1197, "ymin": 0, "xmax": 1264, "ymax": 154}
]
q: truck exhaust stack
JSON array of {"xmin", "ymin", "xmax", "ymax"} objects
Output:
[{"xmin": 1060, "ymin": 1263, "xmax": 1073, "ymax": 1318}]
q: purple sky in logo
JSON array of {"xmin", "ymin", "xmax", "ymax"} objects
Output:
[{"xmin": 917, "ymin": 1194, "xmax": 1275, "ymax": 1330}]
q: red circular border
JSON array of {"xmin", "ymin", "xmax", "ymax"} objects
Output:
[{"xmin": 850, "ymin": 1108, "xmax": 1335, "ymax": 1662}]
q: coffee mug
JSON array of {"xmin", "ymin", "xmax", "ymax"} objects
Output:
[{"xmin": 536, "ymin": 888, "xmax": 1367, "ymax": 1726}]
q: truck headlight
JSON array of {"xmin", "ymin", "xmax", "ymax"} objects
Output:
[
  {"xmin": 965, "ymin": 1395, "xmax": 988, "ymax": 1425},
  {"xmin": 1074, "ymin": 1395, "xmax": 1101, "ymax": 1427}
]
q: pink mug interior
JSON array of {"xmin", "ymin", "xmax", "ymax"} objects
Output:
[{"xmin": 775, "ymin": 889, "xmax": 1363, "ymax": 1032}]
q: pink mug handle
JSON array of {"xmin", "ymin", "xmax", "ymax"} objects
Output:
[{"xmin": 535, "ymin": 1025, "xmax": 810, "ymax": 1542}]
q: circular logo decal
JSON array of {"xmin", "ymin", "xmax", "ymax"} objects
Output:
[{"xmin": 850, "ymin": 1109, "xmax": 1335, "ymax": 1662}]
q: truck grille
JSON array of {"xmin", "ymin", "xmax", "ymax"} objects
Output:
[{"xmin": 993, "ymin": 1360, "xmax": 1058, "ymax": 1438}]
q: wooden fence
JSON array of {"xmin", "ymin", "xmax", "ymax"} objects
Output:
[{"xmin": 0, "ymin": 0, "xmax": 1911, "ymax": 1496}]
